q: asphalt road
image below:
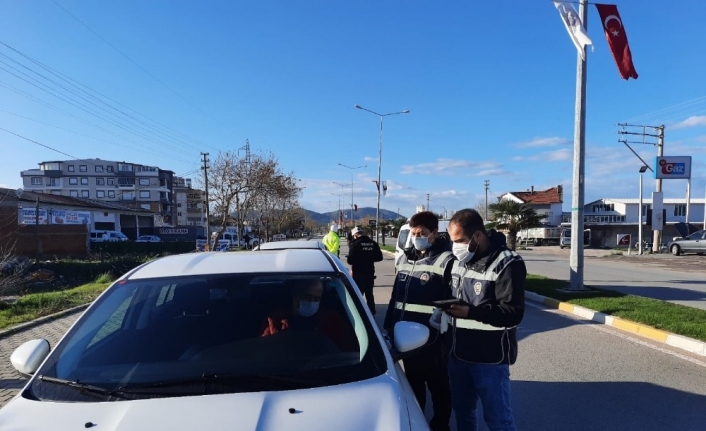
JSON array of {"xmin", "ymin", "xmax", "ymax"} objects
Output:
[
  {"xmin": 518, "ymin": 247, "xmax": 706, "ymax": 310},
  {"xmin": 2, "ymin": 241, "xmax": 705, "ymax": 430}
]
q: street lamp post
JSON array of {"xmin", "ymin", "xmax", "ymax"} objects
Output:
[
  {"xmin": 638, "ymin": 165, "xmax": 648, "ymax": 255},
  {"xmin": 333, "ymin": 182, "xmax": 351, "ymax": 227},
  {"xmin": 338, "ymin": 163, "xmax": 366, "ymax": 230},
  {"xmin": 354, "ymin": 104, "xmax": 409, "ymax": 246}
]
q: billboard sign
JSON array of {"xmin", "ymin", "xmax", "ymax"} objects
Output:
[
  {"xmin": 655, "ymin": 156, "xmax": 691, "ymax": 179},
  {"xmin": 50, "ymin": 210, "xmax": 91, "ymax": 225}
]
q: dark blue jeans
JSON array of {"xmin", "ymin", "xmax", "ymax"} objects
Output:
[{"xmin": 447, "ymin": 356, "xmax": 517, "ymax": 431}]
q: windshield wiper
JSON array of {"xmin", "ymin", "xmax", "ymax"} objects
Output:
[
  {"xmin": 38, "ymin": 375, "xmax": 129, "ymax": 399},
  {"xmin": 119, "ymin": 373, "xmax": 322, "ymax": 392}
]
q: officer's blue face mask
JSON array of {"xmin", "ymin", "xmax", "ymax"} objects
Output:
[{"xmin": 296, "ymin": 300, "xmax": 320, "ymax": 317}]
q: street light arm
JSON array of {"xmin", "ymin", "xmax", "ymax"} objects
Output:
[{"xmin": 338, "ymin": 163, "xmax": 367, "ymax": 170}]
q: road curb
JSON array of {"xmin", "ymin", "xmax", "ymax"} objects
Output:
[
  {"xmin": 0, "ymin": 304, "xmax": 89, "ymax": 340},
  {"xmin": 525, "ymin": 291, "xmax": 706, "ymax": 357}
]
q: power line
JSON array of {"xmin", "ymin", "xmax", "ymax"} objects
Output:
[
  {"xmin": 624, "ymin": 95, "xmax": 706, "ymax": 124},
  {"xmin": 0, "ymin": 108, "xmax": 193, "ymax": 164},
  {"xmin": 50, "ymin": 0, "xmax": 237, "ymax": 135},
  {"xmin": 0, "ymin": 126, "xmax": 102, "ymax": 166},
  {"xmin": 0, "ymin": 60, "xmax": 198, "ymax": 157},
  {"xmin": 0, "ymin": 40, "xmax": 219, "ymax": 152}
]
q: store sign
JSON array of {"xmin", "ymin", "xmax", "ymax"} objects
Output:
[
  {"xmin": 19, "ymin": 208, "xmax": 91, "ymax": 225},
  {"xmin": 654, "ymin": 156, "xmax": 691, "ymax": 179}
]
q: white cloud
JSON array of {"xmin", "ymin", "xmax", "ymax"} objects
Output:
[
  {"xmin": 672, "ymin": 116, "xmax": 706, "ymax": 130},
  {"xmin": 400, "ymin": 159, "xmax": 501, "ymax": 176},
  {"xmin": 521, "ymin": 149, "xmax": 572, "ymax": 162},
  {"xmin": 363, "ymin": 156, "xmax": 378, "ymax": 163},
  {"xmin": 517, "ymin": 137, "xmax": 571, "ymax": 148}
]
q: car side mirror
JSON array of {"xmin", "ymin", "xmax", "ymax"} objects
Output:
[
  {"xmin": 11, "ymin": 339, "xmax": 50, "ymax": 377},
  {"xmin": 390, "ymin": 321, "xmax": 429, "ymax": 362}
]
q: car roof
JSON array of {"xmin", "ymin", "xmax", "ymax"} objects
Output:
[
  {"xmin": 256, "ymin": 240, "xmax": 326, "ymax": 250},
  {"xmin": 126, "ymin": 249, "xmax": 336, "ymax": 280}
]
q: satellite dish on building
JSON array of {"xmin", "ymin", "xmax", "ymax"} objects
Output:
[{"xmin": 15, "ymin": 188, "xmax": 24, "ymax": 198}]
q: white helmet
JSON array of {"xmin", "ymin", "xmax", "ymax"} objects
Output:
[{"xmin": 330, "ymin": 224, "xmax": 338, "ymax": 231}]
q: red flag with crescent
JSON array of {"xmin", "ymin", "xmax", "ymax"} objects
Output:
[{"xmin": 595, "ymin": 4, "xmax": 638, "ymax": 80}]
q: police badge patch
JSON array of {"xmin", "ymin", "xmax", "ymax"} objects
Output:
[
  {"xmin": 473, "ymin": 281, "xmax": 482, "ymax": 295},
  {"xmin": 451, "ymin": 276, "xmax": 460, "ymax": 288},
  {"xmin": 420, "ymin": 273, "xmax": 430, "ymax": 285}
]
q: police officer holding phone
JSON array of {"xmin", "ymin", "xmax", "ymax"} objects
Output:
[{"xmin": 384, "ymin": 211, "xmax": 453, "ymax": 431}]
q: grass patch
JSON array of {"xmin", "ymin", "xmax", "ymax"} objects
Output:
[
  {"xmin": 527, "ymin": 274, "xmax": 706, "ymax": 342},
  {"xmin": 381, "ymin": 245, "xmax": 395, "ymax": 253},
  {"xmin": 0, "ymin": 282, "xmax": 110, "ymax": 331}
]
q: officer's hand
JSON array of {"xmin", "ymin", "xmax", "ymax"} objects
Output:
[{"xmin": 447, "ymin": 304, "xmax": 470, "ymax": 318}]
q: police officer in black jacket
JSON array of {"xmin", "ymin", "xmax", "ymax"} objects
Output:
[
  {"xmin": 384, "ymin": 211, "xmax": 453, "ymax": 431},
  {"xmin": 347, "ymin": 226, "xmax": 383, "ymax": 315}
]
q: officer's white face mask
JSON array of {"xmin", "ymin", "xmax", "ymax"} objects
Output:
[
  {"xmin": 412, "ymin": 235, "xmax": 432, "ymax": 251},
  {"xmin": 296, "ymin": 300, "xmax": 320, "ymax": 317},
  {"xmin": 452, "ymin": 232, "xmax": 479, "ymax": 264}
]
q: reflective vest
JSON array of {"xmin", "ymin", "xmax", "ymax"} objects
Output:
[
  {"xmin": 448, "ymin": 249, "xmax": 522, "ymax": 364},
  {"xmin": 388, "ymin": 250, "xmax": 453, "ymax": 346}
]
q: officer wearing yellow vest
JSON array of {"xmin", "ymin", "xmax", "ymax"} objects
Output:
[
  {"xmin": 322, "ymin": 224, "xmax": 340, "ymax": 257},
  {"xmin": 383, "ymin": 211, "xmax": 453, "ymax": 431}
]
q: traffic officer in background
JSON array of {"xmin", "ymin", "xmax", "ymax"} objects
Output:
[
  {"xmin": 384, "ymin": 211, "xmax": 453, "ymax": 431},
  {"xmin": 347, "ymin": 226, "xmax": 383, "ymax": 315},
  {"xmin": 322, "ymin": 224, "xmax": 340, "ymax": 257}
]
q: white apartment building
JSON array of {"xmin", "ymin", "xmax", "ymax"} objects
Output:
[{"xmin": 20, "ymin": 159, "xmax": 178, "ymax": 226}]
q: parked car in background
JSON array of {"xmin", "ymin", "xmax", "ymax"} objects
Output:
[
  {"xmin": 89, "ymin": 230, "xmax": 128, "ymax": 242},
  {"xmin": 135, "ymin": 235, "xmax": 161, "ymax": 243},
  {"xmin": 5, "ymin": 249, "xmax": 431, "ymax": 431},
  {"xmin": 668, "ymin": 229, "xmax": 706, "ymax": 256},
  {"xmin": 254, "ymin": 240, "xmax": 328, "ymax": 252}
]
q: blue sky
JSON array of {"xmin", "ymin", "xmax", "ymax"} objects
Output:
[{"xmin": 1, "ymin": 0, "xmax": 705, "ymax": 219}]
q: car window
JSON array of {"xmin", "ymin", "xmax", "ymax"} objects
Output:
[{"xmin": 30, "ymin": 273, "xmax": 386, "ymax": 402}]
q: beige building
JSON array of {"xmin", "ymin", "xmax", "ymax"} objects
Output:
[{"xmin": 173, "ymin": 177, "xmax": 205, "ymax": 226}]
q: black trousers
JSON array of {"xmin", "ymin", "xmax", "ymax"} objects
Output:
[
  {"xmin": 402, "ymin": 344, "xmax": 452, "ymax": 431},
  {"xmin": 353, "ymin": 273, "xmax": 376, "ymax": 315}
]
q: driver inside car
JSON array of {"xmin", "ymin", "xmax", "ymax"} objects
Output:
[{"xmin": 260, "ymin": 278, "xmax": 358, "ymax": 352}]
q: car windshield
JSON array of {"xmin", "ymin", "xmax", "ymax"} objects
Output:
[{"xmin": 28, "ymin": 273, "xmax": 386, "ymax": 402}]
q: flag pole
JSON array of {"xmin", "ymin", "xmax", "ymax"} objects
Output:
[{"xmin": 568, "ymin": 0, "xmax": 588, "ymax": 290}]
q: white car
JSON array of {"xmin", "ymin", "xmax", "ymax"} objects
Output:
[
  {"xmin": 135, "ymin": 235, "xmax": 161, "ymax": 243},
  {"xmin": 254, "ymin": 240, "xmax": 328, "ymax": 252},
  {"xmin": 4, "ymin": 249, "xmax": 431, "ymax": 431}
]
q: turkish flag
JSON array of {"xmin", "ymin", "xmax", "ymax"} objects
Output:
[{"xmin": 595, "ymin": 4, "xmax": 638, "ymax": 80}]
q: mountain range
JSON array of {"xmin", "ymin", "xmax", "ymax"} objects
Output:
[{"xmin": 304, "ymin": 207, "xmax": 403, "ymax": 225}]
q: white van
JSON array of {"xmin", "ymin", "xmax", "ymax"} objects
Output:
[
  {"xmin": 90, "ymin": 231, "xmax": 129, "ymax": 242},
  {"xmin": 395, "ymin": 220, "xmax": 450, "ymax": 264}
]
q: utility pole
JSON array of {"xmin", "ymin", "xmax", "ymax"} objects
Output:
[
  {"xmin": 426, "ymin": 193, "xmax": 430, "ymax": 212},
  {"xmin": 35, "ymin": 196, "xmax": 40, "ymax": 264},
  {"xmin": 201, "ymin": 152, "xmax": 211, "ymax": 251},
  {"xmin": 618, "ymin": 123, "xmax": 664, "ymax": 253},
  {"xmin": 484, "ymin": 180, "xmax": 490, "ymax": 220}
]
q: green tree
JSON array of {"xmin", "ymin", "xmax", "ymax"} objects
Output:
[{"xmin": 488, "ymin": 200, "xmax": 545, "ymax": 251}]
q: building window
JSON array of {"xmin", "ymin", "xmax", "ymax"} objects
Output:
[
  {"xmin": 178, "ymin": 212, "xmax": 183, "ymax": 217},
  {"xmin": 177, "ymin": 202, "xmax": 182, "ymax": 207},
  {"xmin": 118, "ymin": 164, "xmax": 134, "ymax": 172},
  {"xmin": 140, "ymin": 191, "xmax": 150, "ymax": 199},
  {"xmin": 69, "ymin": 177, "xmax": 78, "ymax": 185},
  {"xmin": 31, "ymin": 177, "xmax": 42, "ymax": 185},
  {"xmin": 46, "ymin": 178, "xmax": 60, "ymax": 187},
  {"xmin": 97, "ymin": 190, "xmax": 105, "ymax": 198},
  {"xmin": 81, "ymin": 178, "xmax": 89, "ymax": 185},
  {"xmin": 81, "ymin": 190, "xmax": 89, "ymax": 198},
  {"xmin": 107, "ymin": 166, "xmax": 114, "ymax": 173},
  {"xmin": 41, "ymin": 162, "xmax": 61, "ymax": 171},
  {"xmin": 95, "ymin": 165, "xmax": 104, "ymax": 173},
  {"xmin": 118, "ymin": 177, "xmax": 135, "ymax": 186},
  {"xmin": 108, "ymin": 190, "xmax": 115, "ymax": 198},
  {"xmin": 107, "ymin": 178, "xmax": 115, "ymax": 185},
  {"xmin": 68, "ymin": 165, "xmax": 75, "ymax": 172},
  {"xmin": 70, "ymin": 190, "xmax": 78, "ymax": 197},
  {"xmin": 674, "ymin": 204, "xmax": 686, "ymax": 217},
  {"xmin": 79, "ymin": 165, "xmax": 87, "ymax": 172},
  {"xmin": 139, "ymin": 178, "xmax": 150, "ymax": 186},
  {"xmin": 592, "ymin": 203, "xmax": 614, "ymax": 212},
  {"xmin": 96, "ymin": 178, "xmax": 105, "ymax": 186}
]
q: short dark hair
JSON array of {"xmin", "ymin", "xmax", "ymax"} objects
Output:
[
  {"xmin": 449, "ymin": 209, "xmax": 486, "ymax": 238},
  {"xmin": 409, "ymin": 211, "xmax": 438, "ymax": 232}
]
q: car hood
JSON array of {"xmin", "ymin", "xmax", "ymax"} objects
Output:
[
  {"xmin": 673, "ymin": 222, "xmax": 701, "ymax": 239},
  {"xmin": 0, "ymin": 374, "xmax": 412, "ymax": 431}
]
